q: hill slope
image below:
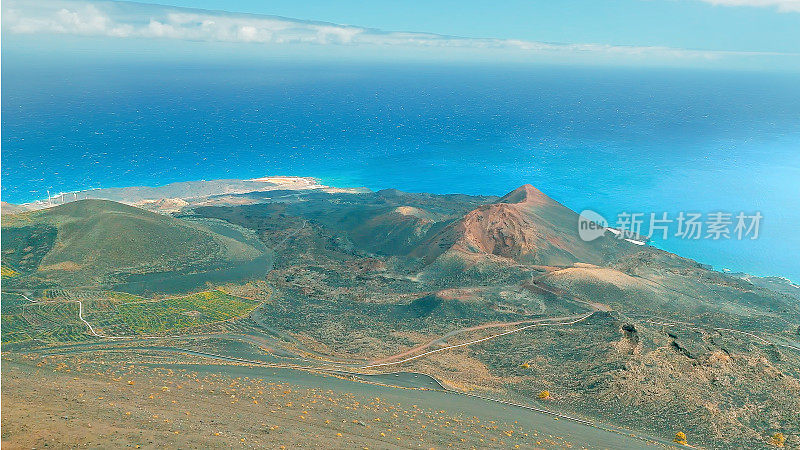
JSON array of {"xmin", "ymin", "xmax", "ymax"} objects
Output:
[{"xmin": 1, "ymin": 199, "xmax": 265, "ymax": 288}]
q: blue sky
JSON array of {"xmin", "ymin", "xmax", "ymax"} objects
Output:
[{"xmin": 2, "ymin": 0, "xmax": 799, "ymax": 69}]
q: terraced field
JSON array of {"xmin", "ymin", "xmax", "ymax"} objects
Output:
[
  {"xmin": 0, "ymin": 289, "xmax": 262, "ymax": 344},
  {"xmin": 112, "ymin": 290, "xmax": 260, "ymax": 334},
  {"xmin": 1, "ymin": 265, "xmax": 19, "ymax": 278}
]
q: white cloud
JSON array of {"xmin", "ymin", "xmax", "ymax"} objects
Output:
[
  {"xmin": 0, "ymin": 0, "xmax": 792, "ymax": 62},
  {"xmin": 698, "ymin": 0, "xmax": 800, "ymax": 12}
]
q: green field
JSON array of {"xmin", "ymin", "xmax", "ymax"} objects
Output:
[
  {"xmin": 1, "ymin": 265, "xmax": 19, "ymax": 278},
  {"xmin": 113, "ymin": 290, "xmax": 260, "ymax": 334},
  {"xmin": 0, "ymin": 295, "xmax": 89, "ymax": 344},
  {"xmin": 0, "ymin": 289, "xmax": 261, "ymax": 344}
]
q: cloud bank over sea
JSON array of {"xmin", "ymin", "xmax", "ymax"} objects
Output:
[
  {"xmin": 700, "ymin": 0, "xmax": 800, "ymax": 13},
  {"xmin": 3, "ymin": 0, "xmax": 796, "ymax": 67}
]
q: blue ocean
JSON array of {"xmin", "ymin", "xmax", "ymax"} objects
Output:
[{"xmin": 3, "ymin": 61, "xmax": 799, "ymax": 280}]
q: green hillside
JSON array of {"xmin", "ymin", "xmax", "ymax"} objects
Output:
[{"xmin": 1, "ymin": 199, "xmax": 266, "ymax": 289}]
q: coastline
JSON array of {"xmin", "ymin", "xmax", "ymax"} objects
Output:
[
  {"xmin": 2, "ymin": 175, "xmax": 796, "ymax": 287},
  {"xmin": 3, "ymin": 176, "xmax": 368, "ymax": 212}
]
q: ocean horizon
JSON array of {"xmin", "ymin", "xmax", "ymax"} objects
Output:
[{"xmin": 3, "ymin": 61, "xmax": 799, "ymax": 281}]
